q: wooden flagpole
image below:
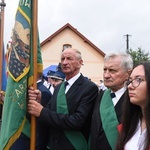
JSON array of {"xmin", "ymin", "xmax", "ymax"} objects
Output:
[
  {"xmin": 30, "ymin": 0, "xmax": 38, "ymax": 149},
  {"xmin": 0, "ymin": 0, "xmax": 6, "ymax": 91}
]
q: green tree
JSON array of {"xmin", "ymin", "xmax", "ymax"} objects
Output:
[{"xmin": 127, "ymin": 47, "xmax": 150, "ymax": 66}]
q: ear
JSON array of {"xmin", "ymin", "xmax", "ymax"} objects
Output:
[
  {"xmin": 79, "ymin": 59, "xmax": 83, "ymax": 66},
  {"xmin": 128, "ymin": 69, "xmax": 132, "ymax": 76},
  {"xmin": 78, "ymin": 59, "xmax": 83, "ymax": 68},
  {"xmin": 125, "ymin": 69, "xmax": 132, "ymax": 80}
]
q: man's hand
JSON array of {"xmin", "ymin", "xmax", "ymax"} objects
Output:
[
  {"xmin": 28, "ymin": 100, "xmax": 43, "ymax": 117},
  {"xmin": 28, "ymin": 86, "xmax": 42, "ymax": 103},
  {"xmin": 28, "ymin": 86, "xmax": 43, "ymax": 117}
]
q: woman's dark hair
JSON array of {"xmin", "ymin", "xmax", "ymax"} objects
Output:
[{"xmin": 116, "ymin": 61, "xmax": 150, "ymax": 150}]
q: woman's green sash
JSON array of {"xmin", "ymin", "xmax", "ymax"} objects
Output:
[
  {"xmin": 100, "ymin": 89, "xmax": 119, "ymax": 150},
  {"xmin": 57, "ymin": 82, "xmax": 87, "ymax": 150}
]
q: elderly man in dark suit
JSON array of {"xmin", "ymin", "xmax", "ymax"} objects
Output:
[
  {"xmin": 28, "ymin": 48, "xmax": 98, "ymax": 150},
  {"xmin": 89, "ymin": 52, "xmax": 133, "ymax": 150}
]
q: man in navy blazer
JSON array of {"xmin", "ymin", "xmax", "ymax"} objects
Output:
[
  {"xmin": 28, "ymin": 48, "xmax": 98, "ymax": 149},
  {"xmin": 36, "ymin": 74, "xmax": 52, "ymax": 150},
  {"xmin": 37, "ymin": 76, "xmax": 52, "ymax": 107}
]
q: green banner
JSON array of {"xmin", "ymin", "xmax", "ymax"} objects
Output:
[{"xmin": 0, "ymin": 0, "xmax": 43, "ymax": 149}]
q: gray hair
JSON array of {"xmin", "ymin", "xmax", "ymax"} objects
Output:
[
  {"xmin": 73, "ymin": 49, "xmax": 82, "ymax": 60},
  {"xmin": 104, "ymin": 52, "xmax": 133, "ymax": 70},
  {"xmin": 62, "ymin": 48, "xmax": 82, "ymax": 60}
]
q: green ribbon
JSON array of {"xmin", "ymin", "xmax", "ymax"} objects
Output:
[
  {"xmin": 57, "ymin": 82, "xmax": 87, "ymax": 150},
  {"xmin": 100, "ymin": 89, "xmax": 119, "ymax": 150}
]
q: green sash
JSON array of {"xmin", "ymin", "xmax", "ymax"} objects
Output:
[
  {"xmin": 57, "ymin": 82, "xmax": 87, "ymax": 150},
  {"xmin": 100, "ymin": 89, "xmax": 119, "ymax": 150}
]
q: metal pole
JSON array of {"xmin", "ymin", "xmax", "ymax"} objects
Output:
[{"xmin": 124, "ymin": 34, "xmax": 131, "ymax": 52}]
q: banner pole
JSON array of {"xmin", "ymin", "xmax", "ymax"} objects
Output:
[
  {"xmin": 30, "ymin": 0, "xmax": 38, "ymax": 149},
  {"xmin": 0, "ymin": 0, "xmax": 6, "ymax": 91}
]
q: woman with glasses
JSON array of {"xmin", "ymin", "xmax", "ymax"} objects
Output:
[{"xmin": 116, "ymin": 61, "xmax": 150, "ymax": 150}]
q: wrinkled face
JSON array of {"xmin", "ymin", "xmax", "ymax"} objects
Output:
[
  {"xmin": 61, "ymin": 49, "xmax": 83, "ymax": 79},
  {"xmin": 103, "ymin": 57, "xmax": 129, "ymax": 92},
  {"xmin": 128, "ymin": 65, "xmax": 147, "ymax": 108}
]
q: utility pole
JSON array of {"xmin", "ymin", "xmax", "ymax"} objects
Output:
[{"xmin": 124, "ymin": 34, "xmax": 131, "ymax": 52}]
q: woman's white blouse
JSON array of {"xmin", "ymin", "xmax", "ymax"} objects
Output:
[{"xmin": 124, "ymin": 120, "xmax": 147, "ymax": 150}]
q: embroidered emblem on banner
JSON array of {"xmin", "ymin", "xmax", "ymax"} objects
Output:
[{"xmin": 8, "ymin": 10, "xmax": 30, "ymax": 82}]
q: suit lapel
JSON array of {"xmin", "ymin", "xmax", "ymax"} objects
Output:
[
  {"xmin": 115, "ymin": 90, "xmax": 127, "ymax": 123},
  {"xmin": 65, "ymin": 75, "xmax": 83, "ymax": 100}
]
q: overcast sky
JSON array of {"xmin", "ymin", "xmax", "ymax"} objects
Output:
[{"xmin": 3, "ymin": 0, "xmax": 150, "ymax": 54}]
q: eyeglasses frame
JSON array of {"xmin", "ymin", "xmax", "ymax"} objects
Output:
[{"xmin": 124, "ymin": 76, "xmax": 146, "ymax": 88}]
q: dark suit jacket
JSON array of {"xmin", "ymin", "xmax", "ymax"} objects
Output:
[
  {"xmin": 36, "ymin": 81, "xmax": 52, "ymax": 150},
  {"xmin": 90, "ymin": 90, "xmax": 127, "ymax": 150},
  {"xmin": 38, "ymin": 74, "xmax": 98, "ymax": 150},
  {"xmin": 37, "ymin": 81, "xmax": 52, "ymax": 107}
]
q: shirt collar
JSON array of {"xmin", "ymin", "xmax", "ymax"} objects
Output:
[
  {"xmin": 65, "ymin": 73, "xmax": 81, "ymax": 86},
  {"xmin": 37, "ymin": 79, "xmax": 42, "ymax": 83},
  {"xmin": 111, "ymin": 87, "xmax": 126, "ymax": 106},
  {"xmin": 114, "ymin": 87, "xmax": 126, "ymax": 100}
]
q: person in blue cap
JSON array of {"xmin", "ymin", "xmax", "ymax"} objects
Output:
[
  {"xmin": 50, "ymin": 64, "xmax": 65, "ymax": 89},
  {"xmin": 45, "ymin": 70, "xmax": 55, "ymax": 94}
]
